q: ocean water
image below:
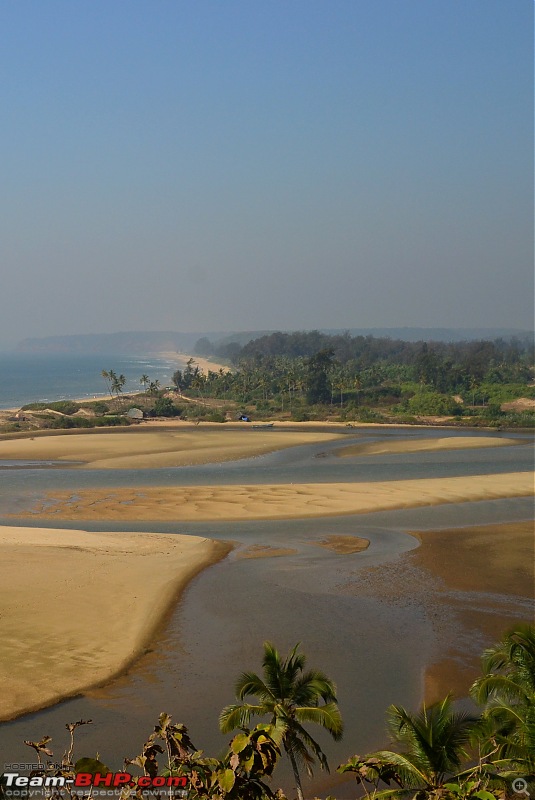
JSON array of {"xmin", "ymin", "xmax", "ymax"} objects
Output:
[{"xmin": 0, "ymin": 352, "xmax": 186, "ymax": 409}]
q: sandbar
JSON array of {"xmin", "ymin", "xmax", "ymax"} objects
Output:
[
  {"xmin": 0, "ymin": 429, "xmax": 340, "ymax": 469},
  {"xmin": 20, "ymin": 472, "xmax": 534, "ymax": 521},
  {"xmin": 336, "ymin": 435, "xmax": 525, "ymax": 458},
  {"xmin": 0, "ymin": 525, "xmax": 230, "ymax": 721},
  {"xmin": 237, "ymin": 544, "xmax": 299, "ymax": 559},
  {"xmin": 315, "ymin": 535, "xmax": 370, "ymax": 554}
]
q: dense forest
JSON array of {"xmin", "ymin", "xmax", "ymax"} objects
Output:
[{"xmin": 169, "ymin": 331, "xmax": 534, "ymax": 426}]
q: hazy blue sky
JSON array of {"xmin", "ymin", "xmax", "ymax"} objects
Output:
[{"xmin": 1, "ymin": 0, "xmax": 532, "ymax": 347}]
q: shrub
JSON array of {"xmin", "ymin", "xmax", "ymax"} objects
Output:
[
  {"xmin": 149, "ymin": 397, "xmax": 182, "ymax": 417},
  {"xmin": 91, "ymin": 400, "xmax": 110, "ymax": 414},
  {"xmin": 390, "ymin": 412, "xmax": 418, "ymax": 424},
  {"xmin": 407, "ymin": 391, "xmax": 460, "ymax": 416},
  {"xmin": 355, "ymin": 408, "xmax": 386, "ymax": 423},
  {"xmin": 45, "ymin": 415, "xmax": 130, "ymax": 429},
  {"xmin": 206, "ymin": 411, "xmax": 226, "ymax": 423},
  {"xmin": 22, "ymin": 400, "xmax": 80, "ymax": 415}
]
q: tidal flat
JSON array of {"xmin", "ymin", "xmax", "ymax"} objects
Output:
[{"xmin": 0, "ymin": 425, "xmax": 532, "ymax": 798}]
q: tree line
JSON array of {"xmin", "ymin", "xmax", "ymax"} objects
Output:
[
  {"xmin": 197, "ymin": 331, "xmax": 533, "ymax": 390},
  {"xmin": 167, "ymin": 333, "xmax": 534, "ymax": 424}
]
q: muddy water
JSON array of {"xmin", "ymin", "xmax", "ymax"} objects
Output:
[{"xmin": 0, "ymin": 428, "xmax": 533, "ymax": 797}]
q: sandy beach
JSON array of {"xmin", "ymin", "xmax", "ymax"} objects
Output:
[
  {"xmin": 0, "ymin": 525, "xmax": 230, "ymax": 721},
  {"xmin": 158, "ymin": 350, "xmax": 231, "ymax": 374},
  {"xmin": 21, "ymin": 471, "xmax": 534, "ymax": 521},
  {"xmin": 0, "ymin": 428, "xmax": 341, "ymax": 469}
]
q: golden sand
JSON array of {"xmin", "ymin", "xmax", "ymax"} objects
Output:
[
  {"xmin": 0, "ymin": 428, "xmax": 341, "ymax": 469},
  {"xmin": 21, "ymin": 472, "xmax": 534, "ymax": 522},
  {"xmin": 0, "ymin": 525, "xmax": 230, "ymax": 721},
  {"xmin": 158, "ymin": 351, "xmax": 231, "ymax": 374},
  {"xmin": 336, "ymin": 435, "xmax": 524, "ymax": 458}
]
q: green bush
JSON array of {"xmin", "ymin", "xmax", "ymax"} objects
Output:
[
  {"xmin": 407, "ymin": 391, "xmax": 460, "ymax": 416},
  {"xmin": 22, "ymin": 400, "xmax": 80, "ymax": 415},
  {"xmin": 45, "ymin": 415, "xmax": 130, "ymax": 429},
  {"xmin": 494, "ymin": 411, "xmax": 534, "ymax": 428},
  {"xmin": 95, "ymin": 416, "xmax": 130, "ymax": 426},
  {"xmin": 292, "ymin": 409, "xmax": 310, "ymax": 421},
  {"xmin": 149, "ymin": 397, "xmax": 182, "ymax": 417},
  {"xmin": 206, "ymin": 411, "xmax": 226, "ymax": 423},
  {"xmin": 91, "ymin": 400, "xmax": 110, "ymax": 415},
  {"xmin": 390, "ymin": 412, "xmax": 418, "ymax": 424},
  {"xmin": 355, "ymin": 408, "xmax": 386, "ymax": 423}
]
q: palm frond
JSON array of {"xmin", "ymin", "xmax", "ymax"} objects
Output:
[
  {"xmin": 284, "ymin": 734, "xmax": 316, "ymax": 777},
  {"xmin": 471, "ymin": 674, "xmax": 531, "ymax": 706},
  {"xmin": 287, "ymin": 719, "xmax": 329, "ymax": 772},
  {"xmin": 368, "ymin": 750, "xmax": 428, "ymax": 790},
  {"xmin": 292, "ymin": 670, "xmax": 338, "ymax": 705},
  {"xmin": 219, "ymin": 703, "xmax": 266, "ymax": 733},
  {"xmin": 479, "ymin": 625, "xmax": 535, "ymax": 694},
  {"xmin": 386, "ymin": 697, "xmax": 477, "ymax": 782},
  {"xmin": 235, "ymin": 671, "xmax": 275, "ymax": 702},
  {"xmin": 294, "ymin": 703, "xmax": 343, "ymax": 740}
]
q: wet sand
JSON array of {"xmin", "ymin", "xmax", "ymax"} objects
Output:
[
  {"xmin": 315, "ymin": 534, "xmax": 370, "ymax": 554},
  {"xmin": 336, "ymin": 435, "xmax": 524, "ymax": 458},
  {"xmin": 0, "ymin": 525, "xmax": 230, "ymax": 721},
  {"xmin": 0, "ymin": 428, "xmax": 340, "ymax": 469},
  {"xmin": 344, "ymin": 520, "xmax": 534, "ymax": 704},
  {"xmin": 236, "ymin": 544, "xmax": 299, "ymax": 559},
  {"xmin": 414, "ymin": 520, "xmax": 534, "ymax": 702},
  {"xmin": 21, "ymin": 471, "xmax": 534, "ymax": 521}
]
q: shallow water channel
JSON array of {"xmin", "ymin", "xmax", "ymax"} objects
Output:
[{"xmin": 0, "ymin": 427, "xmax": 533, "ymax": 798}]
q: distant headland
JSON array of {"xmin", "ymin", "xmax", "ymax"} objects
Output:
[{"xmin": 15, "ymin": 326, "xmax": 533, "ymax": 354}]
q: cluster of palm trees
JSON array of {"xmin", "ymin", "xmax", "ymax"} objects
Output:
[
  {"xmin": 339, "ymin": 625, "xmax": 535, "ymax": 799},
  {"xmin": 140, "ymin": 374, "xmax": 161, "ymax": 395},
  {"xmin": 173, "ymin": 356, "xmax": 372, "ymax": 411},
  {"xmin": 101, "ymin": 368, "xmax": 127, "ymax": 398},
  {"xmin": 218, "ymin": 627, "xmax": 534, "ymax": 799}
]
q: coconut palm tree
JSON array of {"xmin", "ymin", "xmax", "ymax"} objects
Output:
[
  {"xmin": 140, "ymin": 374, "xmax": 150, "ymax": 392},
  {"xmin": 470, "ymin": 624, "xmax": 535, "ymax": 771},
  {"xmin": 219, "ymin": 642, "xmax": 343, "ymax": 800},
  {"xmin": 364, "ymin": 695, "xmax": 478, "ymax": 797},
  {"xmin": 112, "ymin": 373, "xmax": 126, "ymax": 396},
  {"xmin": 101, "ymin": 369, "xmax": 116, "ymax": 395}
]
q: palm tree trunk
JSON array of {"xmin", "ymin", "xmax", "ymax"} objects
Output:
[{"xmin": 285, "ymin": 746, "xmax": 304, "ymax": 800}]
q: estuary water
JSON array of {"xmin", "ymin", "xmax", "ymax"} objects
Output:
[{"xmin": 0, "ymin": 429, "xmax": 533, "ymax": 798}]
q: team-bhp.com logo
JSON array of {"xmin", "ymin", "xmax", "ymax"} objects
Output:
[{"xmin": 2, "ymin": 772, "xmax": 188, "ymax": 792}]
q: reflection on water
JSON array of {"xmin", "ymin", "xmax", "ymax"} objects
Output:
[{"xmin": 0, "ymin": 429, "xmax": 533, "ymax": 797}]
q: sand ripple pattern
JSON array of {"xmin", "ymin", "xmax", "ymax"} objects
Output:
[{"xmin": 22, "ymin": 472, "xmax": 534, "ymax": 521}]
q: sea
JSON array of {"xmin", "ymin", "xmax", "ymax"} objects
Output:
[{"xmin": 0, "ymin": 351, "xmax": 186, "ymax": 409}]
